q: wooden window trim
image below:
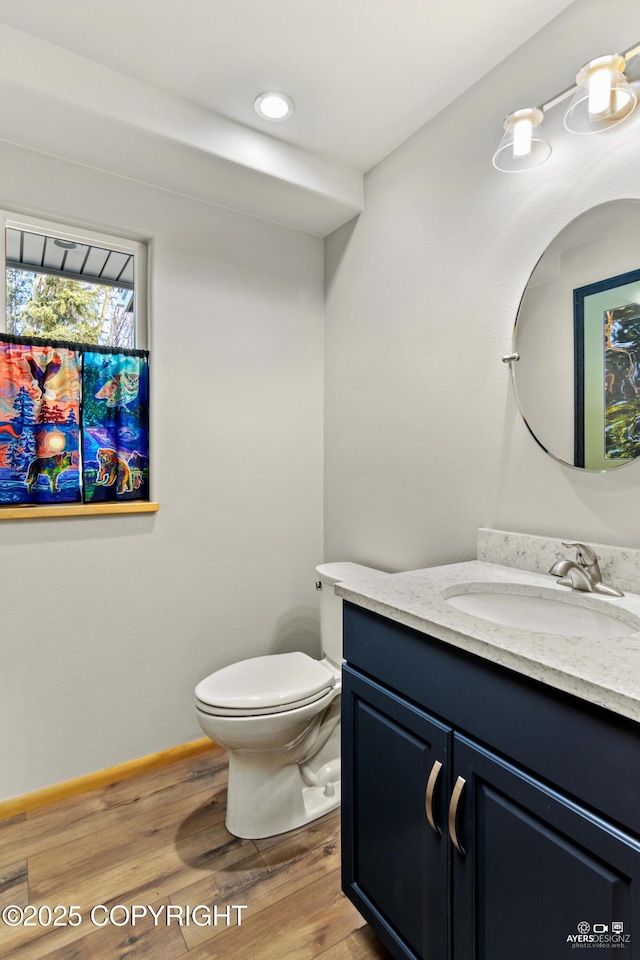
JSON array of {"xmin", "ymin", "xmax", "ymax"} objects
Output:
[{"xmin": 0, "ymin": 501, "xmax": 159, "ymax": 519}]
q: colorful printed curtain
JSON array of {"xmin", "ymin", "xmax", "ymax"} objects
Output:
[
  {"xmin": 82, "ymin": 349, "xmax": 150, "ymax": 502},
  {"xmin": 0, "ymin": 334, "xmax": 149, "ymax": 506}
]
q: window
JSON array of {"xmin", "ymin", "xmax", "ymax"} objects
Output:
[
  {"xmin": 0, "ymin": 214, "xmax": 154, "ymax": 517},
  {"xmin": 0, "ymin": 213, "xmax": 147, "ymax": 348}
]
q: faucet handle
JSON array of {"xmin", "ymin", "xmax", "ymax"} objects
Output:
[{"xmin": 561, "ymin": 542, "xmax": 599, "ymax": 566}]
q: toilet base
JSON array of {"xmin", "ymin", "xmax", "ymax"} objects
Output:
[
  {"xmin": 224, "ymin": 727, "xmax": 341, "ymax": 839},
  {"xmin": 225, "ymin": 761, "xmax": 341, "ymax": 839}
]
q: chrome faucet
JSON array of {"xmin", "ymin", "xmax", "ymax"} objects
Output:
[{"xmin": 549, "ymin": 542, "xmax": 624, "ymax": 598}]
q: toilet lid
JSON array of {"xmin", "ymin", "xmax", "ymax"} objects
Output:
[{"xmin": 195, "ymin": 652, "xmax": 337, "ymax": 712}]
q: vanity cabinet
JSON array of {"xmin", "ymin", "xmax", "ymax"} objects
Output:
[{"xmin": 341, "ymin": 602, "xmax": 640, "ymax": 960}]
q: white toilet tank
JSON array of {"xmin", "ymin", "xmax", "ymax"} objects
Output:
[{"xmin": 315, "ymin": 562, "xmax": 386, "ymax": 666}]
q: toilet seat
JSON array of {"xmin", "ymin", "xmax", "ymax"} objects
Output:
[{"xmin": 195, "ymin": 652, "xmax": 338, "ymax": 717}]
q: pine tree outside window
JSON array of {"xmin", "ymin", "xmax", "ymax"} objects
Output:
[{"xmin": 0, "ymin": 213, "xmax": 147, "ymax": 349}]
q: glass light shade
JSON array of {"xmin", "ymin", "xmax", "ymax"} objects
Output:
[
  {"xmin": 564, "ymin": 55, "xmax": 637, "ymax": 134},
  {"xmin": 492, "ymin": 107, "xmax": 551, "ymax": 172}
]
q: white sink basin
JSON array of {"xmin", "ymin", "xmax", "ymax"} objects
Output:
[{"xmin": 444, "ymin": 584, "xmax": 640, "ymax": 639}]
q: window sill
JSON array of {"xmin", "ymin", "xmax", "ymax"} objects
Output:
[{"xmin": 0, "ymin": 501, "xmax": 159, "ymax": 520}]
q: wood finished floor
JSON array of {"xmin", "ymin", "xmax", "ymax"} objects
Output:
[{"xmin": 0, "ymin": 746, "xmax": 391, "ymax": 960}]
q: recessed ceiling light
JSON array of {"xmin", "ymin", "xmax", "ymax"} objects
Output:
[{"xmin": 254, "ymin": 92, "xmax": 294, "ymax": 121}]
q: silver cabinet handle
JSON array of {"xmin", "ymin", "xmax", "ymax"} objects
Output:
[
  {"xmin": 448, "ymin": 775, "xmax": 466, "ymax": 855},
  {"xmin": 425, "ymin": 759, "xmax": 443, "ymax": 835}
]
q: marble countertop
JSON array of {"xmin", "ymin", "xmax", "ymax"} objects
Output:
[{"xmin": 336, "ymin": 560, "xmax": 640, "ymax": 724}]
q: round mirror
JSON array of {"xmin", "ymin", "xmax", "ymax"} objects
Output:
[{"xmin": 511, "ymin": 199, "xmax": 640, "ymax": 470}]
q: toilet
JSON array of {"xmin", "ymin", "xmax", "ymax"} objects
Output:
[{"xmin": 194, "ymin": 561, "xmax": 384, "ymax": 839}]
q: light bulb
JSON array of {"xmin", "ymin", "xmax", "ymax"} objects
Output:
[
  {"xmin": 588, "ymin": 65, "xmax": 613, "ymax": 118},
  {"xmin": 512, "ymin": 117, "xmax": 533, "ymax": 157},
  {"xmin": 254, "ymin": 92, "xmax": 294, "ymax": 121}
]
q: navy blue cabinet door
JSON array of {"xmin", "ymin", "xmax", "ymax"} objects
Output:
[
  {"xmin": 341, "ymin": 666, "xmax": 450, "ymax": 960},
  {"xmin": 452, "ymin": 733, "xmax": 640, "ymax": 960}
]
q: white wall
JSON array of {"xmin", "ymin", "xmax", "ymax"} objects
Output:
[
  {"xmin": 0, "ymin": 142, "xmax": 324, "ymax": 800},
  {"xmin": 324, "ymin": 0, "xmax": 640, "ymax": 573}
]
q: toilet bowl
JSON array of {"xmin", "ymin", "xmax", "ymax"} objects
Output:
[{"xmin": 194, "ymin": 561, "xmax": 385, "ymax": 839}]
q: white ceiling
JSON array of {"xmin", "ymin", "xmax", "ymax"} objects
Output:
[
  {"xmin": 0, "ymin": 0, "xmax": 576, "ymax": 233},
  {"xmin": 0, "ymin": 0, "xmax": 575, "ymax": 171}
]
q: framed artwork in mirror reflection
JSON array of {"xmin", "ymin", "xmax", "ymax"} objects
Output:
[{"xmin": 574, "ymin": 268, "xmax": 640, "ymax": 470}]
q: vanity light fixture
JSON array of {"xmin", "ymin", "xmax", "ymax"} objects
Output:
[
  {"xmin": 492, "ymin": 108, "xmax": 551, "ymax": 172},
  {"xmin": 254, "ymin": 92, "xmax": 294, "ymax": 121},
  {"xmin": 564, "ymin": 55, "xmax": 637, "ymax": 133},
  {"xmin": 493, "ymin": 42, "xmax": 640, "ymax": 172}
]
